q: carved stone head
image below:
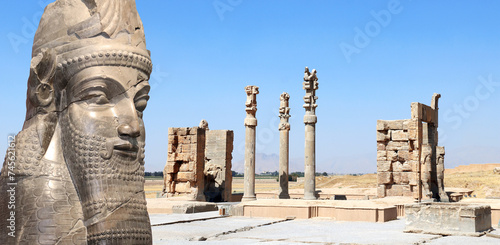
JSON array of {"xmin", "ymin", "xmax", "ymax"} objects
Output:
[{"xmin": 1, "ymin": 0, "xmax": 153, "ymax": 244}]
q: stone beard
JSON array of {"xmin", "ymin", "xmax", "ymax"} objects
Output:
[
  {"xmin": 57, "ymin": 65, "xmax": 152, "ymax": 243},
  {"xmin": 60, "ymin": 112, "xmax": 150, "ymax": 243}
]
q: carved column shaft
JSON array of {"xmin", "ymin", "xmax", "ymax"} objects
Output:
[
  {"xmin": 303, "ymin": 67, "xmax": 318, "ymax": 200},
  {"xmin": 242, "ymin": 85, "xmax": 259, "ymax": 202},
  {"xmin": 278, "ymin": 92, "xmax": 291, "ymax": 199}
]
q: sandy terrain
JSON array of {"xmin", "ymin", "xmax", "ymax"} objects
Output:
[{"xmin": 144, "ymin": 163, "xmax": 500, "ymax": 199}]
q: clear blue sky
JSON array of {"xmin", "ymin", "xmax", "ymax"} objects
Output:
[{"xmin": 1, "ymin": 0, "xmax": 499, "ymax": 174}]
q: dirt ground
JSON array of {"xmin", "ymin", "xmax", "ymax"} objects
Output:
[{"xmin": 144, "ymin": 163, "xmax": 500, "ymax": 199}]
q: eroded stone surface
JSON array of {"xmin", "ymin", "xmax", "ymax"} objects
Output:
[
  {"xmin": 163, "ymin": 127, "xmax": 206, "ymax": 201},
  {"xmin": 279, "ymin": 92, "xmax": 291, "ymax": 199},
  {"xmin": 243, "ymin": 85, "xmax": 259, "ymax": 201},
  {"xmin": 163, "ymin": 123, "xmax": 234, "ymax": 202},
  {"xmin": 303, "ymin": 67, "xmax": 319, "ymax": 200},
  {"xmin": 205, "ymin": 130, "xmax": 234, "ymax": 202},
  {"xmin": 405, "ymin": 203, "xmax": 492, "ymax": 236},
  {"xmin": 0, "ymin": 1, "xmax": 153, "ymax": 244},
  {"xmin": 377, "ymin": 94, "xmax": 447, "ymax": 202}
]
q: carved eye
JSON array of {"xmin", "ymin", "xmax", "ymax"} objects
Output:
[{"xmin": 82, "ymin": 91, "xmax": 110, "ymax": 105}]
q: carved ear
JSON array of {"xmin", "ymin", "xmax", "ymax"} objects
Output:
[{"xmin": 29, "ymin": 48, "xmax": 57, "ymax": 108}]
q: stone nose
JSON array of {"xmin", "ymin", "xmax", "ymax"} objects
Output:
[{"xmin": 117, "ymin": 120, "xmax": 141, "ymax": 138}]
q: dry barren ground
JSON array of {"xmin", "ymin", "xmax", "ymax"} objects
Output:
[{"xmin": 144, "ymin": 163, "xmax": 500, "ymax": 198}]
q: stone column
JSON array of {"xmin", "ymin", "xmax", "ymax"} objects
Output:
[
  {"xmin": 278, "ymin": 92, "xmax": 291, "ymax": 199},
  {"xmin": 242, "ymin": 85, "xmax": 259, "ymax": 201},
  {"xmin": 303, "ymin": 67, "xmax": 318, "ymax": 200}
]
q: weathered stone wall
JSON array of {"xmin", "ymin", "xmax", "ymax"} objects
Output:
[
  {"xmin": 163, "ymin": 127, "xmax": 205, "ymax": 201},
  {"xmin": 163, "ymin": 126, "xmax": 234, "ymax": 202},
  {"xmin": 204, "ymin": 130, "xmax": 234, "ymax": 202},
  {"xmin": 377, "ymin": 119, "xmax": 418, "ymax": 197},
  {"xmin": 377, "ymin": 96, "xmax": 447, "ymax": 202}
]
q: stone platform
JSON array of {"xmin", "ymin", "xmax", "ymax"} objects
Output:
[
  {"xmin": 459, "ymin": 198, "xmax": 500, "ymax": 228},
  {"xmin": 404, "ymin": 203, "xmax": 492, "ymax": 236},
  {"xmin": 255, "ymin": 187, "xmax": 377, "ymax": 200},
  {"xmin": 231, "ymin": 197, "xmax": 414, "ymax": 222},
  {"xmin": 147, "ymin": 198, "xmax": 218, "ymax": 214}
]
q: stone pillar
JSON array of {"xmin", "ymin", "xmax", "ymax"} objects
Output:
[
  {"xmin": 303, "ymin": 67, "xmax": 318, "ymax": 200},
  {"xmin": 205, "ymin": 129, "xmax": 234, "ymax": 202},
  {"xmin": 242, "ymin": 85, "xmax": 259, "ymax": 201},
  {"xmin": 278, "ymin": 92, "xmax": 291, "ymax": 199}
]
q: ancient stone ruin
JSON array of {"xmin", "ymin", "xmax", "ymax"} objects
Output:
[
  {"xmin": 377, "ymin": 93, "xmax": 448, "ymax": 202},
  {"xmin": 303, "ymin": 67, "xmax": 319, "ymax": 200},
  {"xmin": 279, "ymin": 92, "xmax": 291, "ymax": 199},
  {"xmin": 243, "ymin": 85, "xmax": 259, "ymax": 201},
  {"xmin": 405, "ymin": 203, "xmax": 492, "ymax": 236},
  {"xmin": 205, "ymin": 129, "xmax": 234, "ymax": 202},
  {"xmin": 163, "ymin": 127, "xmax": 207, "ymax": 201},
  {"xmin": 0, "ymin": 0, "xmax": 153, "ymax": 244},
  {"xmin": 163, "ymin": 121, "xmax": 234, "ymax": 202}
]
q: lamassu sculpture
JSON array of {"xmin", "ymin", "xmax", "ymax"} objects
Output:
[{"xmin": 0, "ymin": 0, "xmax": 153, "ymax": 244}]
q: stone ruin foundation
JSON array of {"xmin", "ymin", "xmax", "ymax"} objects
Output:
[
  {"xmin": 404, "ymin": 203, "xmax": 492, "ymax": 236},
  {"xmin": 163, "ymin": 123, "xmax": 233, "ymax": 202},
  {"xmin": 377, "ymin": 94, "xmax": 448, "ymax": 202}
]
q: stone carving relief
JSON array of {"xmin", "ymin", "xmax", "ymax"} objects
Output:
[
  {"xmin": 0, "ymin": 0, "xmax": 153, "ymax": 244},
  {"xmin": 279, "ymin": 92, "xmax": 291, "ymax": 131}
]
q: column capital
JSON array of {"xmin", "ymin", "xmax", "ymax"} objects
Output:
[
  {"xmin": 279, "ymin": 92, "xmax": 291, "ymax": 131},
  {"xmin": 245, "ymin": 85, "xmax": 259, "ymax": 126},
  {"xmin": 303, "ymin": 67, "xmax": 319, "ymax": 115}
]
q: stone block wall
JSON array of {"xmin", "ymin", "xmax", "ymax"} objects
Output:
[
  {"xmin": 163, "ymin": 127, "xmax": 206, "ymax": 201},
  {"xmin": 377, "ymin": 94, "xmax": 446, "ymax": 201},
  {"xmin": 204, "ymin": 130, "xmax": 234, "ymax": 202},
  {"xmin": 376, "ymin": 119, "xmax": 419, "ymax": 198}
]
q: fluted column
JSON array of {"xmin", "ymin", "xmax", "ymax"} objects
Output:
[
  {"xmin": 242, "ymin": 85, "xmax": 259, "ymax": 202},
  {"xmin": 303, "ymin": 67, "xmax": 318, "ymax": 200}
]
